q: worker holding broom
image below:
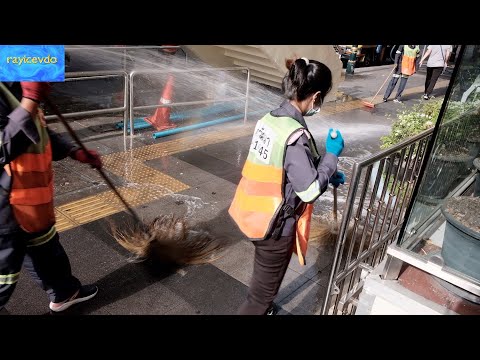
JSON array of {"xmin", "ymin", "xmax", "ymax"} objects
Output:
[
  {"xmin": 229, "ymin": 57, "xmax": 345, "ymax": 315},
  {"xmin": 0, "ymin": 81, "xmax": 102, "ymax": 314},
  {"xmin": 383, "ymin": 45, "xmax": 421, "ymax": 103}
]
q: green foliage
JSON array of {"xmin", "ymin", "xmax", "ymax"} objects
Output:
[
  {"xmin": 380, "ymin": 99, "xmax": 443, "ymax": 150},
  {"xmin": 380, "ymin": 98, "xmax": 480, "ymax": 150}
]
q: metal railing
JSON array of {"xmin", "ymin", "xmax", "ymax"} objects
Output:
[
  {"xmin": 128, "ymin": 67, "xmax": 251, "ymax": 136},
  {"xmin": 45, "ymin": 45, "xmax": 188, "ymax": 138},
  {"xmin": 44, "ymin": 61, "xmax": 251, "ymax": 140},
  {"xmin": 321, "ymin": 128, "xmax": 434, "ymax": 315},
  {"xmin": 44, "ymin": 70, "xmax": 130, "ymax": 137},
  {"xmin": 65, "ymin": 45, "xmax": 188, "ymax": 65}
]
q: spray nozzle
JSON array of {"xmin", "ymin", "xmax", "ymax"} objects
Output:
[{"xmin": 330, "ymin": 129, "xmax": 338, "ymax": 139}]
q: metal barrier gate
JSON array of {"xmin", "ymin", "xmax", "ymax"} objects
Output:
[
  {"xmin": 321, "ymin": 128, "xmax": 434, "ymax": 315},
  {"xmin": 44, "ymin": 46, "xmax": 251, "ymax": 143},
  {"xmin": 128, "ymin": 67, "xmax": 250, "ymax": 136}
]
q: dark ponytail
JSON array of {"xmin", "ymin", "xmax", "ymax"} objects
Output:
[{"xmin": 282, "ymin": 57, "xmax": 332, "ymax": 103}]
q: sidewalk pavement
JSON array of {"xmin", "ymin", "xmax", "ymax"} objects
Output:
[{"xmin": 5, "ymin": 64, "xmax": 452, "ymax": 315}]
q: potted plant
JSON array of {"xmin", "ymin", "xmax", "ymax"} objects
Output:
[
  {"xmin": 466, "ymin": 123, "xmax": 480, "ymax": 159},
  {"xmin": 441, "ymin": 196, "xmax": 480, "ymax": 282},
  {"xmin": 417, "ymin": 102, "xmax": 479, "ymax": 204}
]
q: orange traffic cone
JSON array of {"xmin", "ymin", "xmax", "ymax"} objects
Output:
[
  {"xmin": 145, "ymin": 75, "xmax": 176, "ymax": 131},
  {"xmin": 161, "ymin": 45, "xmax": 178, "ymax": 55}
]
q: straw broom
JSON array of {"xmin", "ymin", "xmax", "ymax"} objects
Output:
[
  {"xmin": 312, "ymin": 187, "xmax": 360, "ymax": 256},
  {"xmin": 311, "ymin": 186, "xmax": 341, "ymax": 246},
  {"xmin": 110, "ymin": 215, "xmax": 224, "ymax": 265},
  {"xmin": 362, "ymin": 66, "xmax": 396, "ymax": 108},
  {"xmin": 45, "ymin": 98, "xmax": 223, "ymax": 266}
]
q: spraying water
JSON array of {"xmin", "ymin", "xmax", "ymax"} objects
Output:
[
  {"xmin": 53, "ymin": 45, "xmax": 282, "ymax": 123},
  {"xmin": 49, "ymin": 45, "xmax": 284, "ymax": 201}
]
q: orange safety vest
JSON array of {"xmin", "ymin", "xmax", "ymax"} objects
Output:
[
  {"xmin": 401, "ymin": 45, "xmax": 420, "ymax": 76},
  {"xmin": 229, "ymin": 114, "xmax": 320, "ymax": 265},
  {"xmin": 0, "ymin": 83, "xmax": 55, "ymax": 233}
]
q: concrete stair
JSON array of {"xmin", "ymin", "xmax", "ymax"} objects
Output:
[{"xmin": 184, "ymin": 45, "xmax": 343, "ymax": 102}]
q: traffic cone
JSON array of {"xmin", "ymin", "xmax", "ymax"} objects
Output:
[
  {"xmin": 161, "ymin": 45, "xmax": 178, "ymax": 55},
  {"xmin": 145, "ymin": 75, "xmax": 176, "ymax": 131}
]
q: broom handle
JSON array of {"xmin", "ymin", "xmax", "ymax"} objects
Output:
[
  {"xmin": 368, "ymin": 66, "xmax": 396, "ymax": 103},
  {"xmin": 333, "ymin": 186, "xmax": 338, "ymax": 224},
  {"xmin": 44, "ymin": 97, "xmax": 143, "ymax": 224}
]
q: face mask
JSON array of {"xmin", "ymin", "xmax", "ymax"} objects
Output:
[
  {"xmin": 304, "ymin": 107, "xmax": 320, "ymax": 117},
  {"xmin": 304, "ymin": 96, "xmax": 322, "ymax": 117}
]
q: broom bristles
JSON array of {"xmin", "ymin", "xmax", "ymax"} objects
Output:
[
  {"xmin": 310, "ymin": 222, "xmax": 338, "ymax": 245},
  {"xmin": 111, "ymin": 214, "xmax": 224, "ymax": 265}
]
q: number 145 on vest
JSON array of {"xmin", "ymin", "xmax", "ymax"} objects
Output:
[{"xmin": 250, "ymin": 121, "xmax": 276, "ymax": 163}]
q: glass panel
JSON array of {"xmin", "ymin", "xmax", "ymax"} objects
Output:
[{"xmin": 398, "ymin": 45, "xmax": 480, "ymax": 284}]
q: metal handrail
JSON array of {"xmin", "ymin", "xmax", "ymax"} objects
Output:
[
  {"xmin": 44, "ymin": 71, "xmax": 129, "ymax": 130},
  {"xmin": 130, "ymin": 66, "xmax": 248, "ymax": 75},
  {"xmin": 128, "ymin": 67, "xmax": 250, "ymax": 135},
  {"xmin": 65, "ymin": 70, "xmax": 127, "ymax": 78},
  {"xmin": 132, "ymin": 97, "xmax": 247, "ymax": 111},
  {"xmin": 45, "ymin": 64, "xmax": 251, "ymax": 140},
  {"xmin": 65, "ymin": 45, "xmax": 188, "ymax": 63},
  {"xmin": 321, "ymin": 128, "xmax": 435, "ymax": 315},
  {"xmin": 356, "ymin": 128, "xmax": 434, "ymax": 167}
]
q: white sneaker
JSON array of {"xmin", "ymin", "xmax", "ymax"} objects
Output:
[{"xmin": 49, "ymin": 285, "xmax": 98, "ymax": 312}]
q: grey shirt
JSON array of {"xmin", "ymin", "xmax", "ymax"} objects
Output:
[
  {"xmin": 427, "ymin": 45, "xmax": 452, "ymax": 68},
  {"xmin": 270, "ymin": 100, "xmax": 338, "ymax": 237}
]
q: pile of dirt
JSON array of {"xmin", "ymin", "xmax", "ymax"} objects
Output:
[{"xmin": 444, "ymin": 196, "xmax": 480, "ymax": 233}]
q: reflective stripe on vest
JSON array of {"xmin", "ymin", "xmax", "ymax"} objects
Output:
[
  {"xmin": 0, "ymin": 272, "xmax": 20, "ymax": 285},
  {"xmin": 229, "ymin": 113, "xmax": 320, "ymax": 262},
  {"xmin": 401, "ymin": 45, "xmax": 420, "ymax": 76},
  {"xmin": 0, "ymin": 83, "xmax": 55, "ymax": 233}
]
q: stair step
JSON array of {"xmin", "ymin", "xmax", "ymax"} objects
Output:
[
  {"xmin": 250, "ymin": 75, "xmax": 282, "ymax": 89},
  {"xmin": 232, "ymin": 59, "xmax": 284, "ymax": 78},
  {"xmin": 215, "ymin": 45, "xmax": 269, "ymax": 59},
  {"xmin": 224, "ymin": 49, "xmax": 278, "ymax": 69}
]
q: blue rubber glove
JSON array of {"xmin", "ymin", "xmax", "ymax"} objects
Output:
[
  {"xmin": 326, "ymin": 128, "xmax": 344, "ymax": 157},
  {"xmin": 329, "ymin": 171, "xmax": 346, "ymax": 188}
]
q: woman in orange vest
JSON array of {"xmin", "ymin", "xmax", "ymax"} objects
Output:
[
  {"xmin": 0, "ymin": 81, "xmax": 102, "ymax": 314},
  {"xmin": 229, "ymin": 57, "xmax": 345, "ymax": 315}
]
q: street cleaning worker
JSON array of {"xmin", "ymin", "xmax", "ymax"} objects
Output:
[
  {"xmin": 383, "ymin": 45, "xmax": 421, "ymax": 103},
  {"xmin": 0, "ymin": 81, "xmax": 102, "ymax": 314},
  {"xmin": 229, "ymin": 57, "xmax": 345, "ymax": 315}
]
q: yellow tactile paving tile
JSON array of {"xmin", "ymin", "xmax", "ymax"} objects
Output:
[
  {"xmin": 54, "ymin": 81, "xmax": 450, "ymax": 233},
  {"xmin": 102, "ymin": 124, "xmax": 255, "ymax": 163},
  {"xmin": 56, "ymin": 195, "xmax": 120, "ymax": 225},
  {"xmin": 54, "ymin": 209, "xmax": 78, "ymax": 233}
]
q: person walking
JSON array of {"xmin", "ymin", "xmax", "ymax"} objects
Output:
[
  {"xmin": 419, "ymin": 45, "xmax": 452, "ymax": 100},
  {"xmin": 0, "ymin": 81, "xmax": 102, "ymax": 313}
]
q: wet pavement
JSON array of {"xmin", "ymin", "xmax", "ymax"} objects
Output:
[{"xmin": 5, "ymin": 64, "xmax": 451, "ymax": 315}]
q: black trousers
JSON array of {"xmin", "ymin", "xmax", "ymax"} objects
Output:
[
  {"xmin": 425, "ymin": 67, "xmax": 443, "ymax": 96},
  {"xmin": 0, "ymin": 229, "xmax": 81, "ymax": 309},
  {"xmin": 237, "ymin": 235, "xmax": 295, "ymax": 315}
]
